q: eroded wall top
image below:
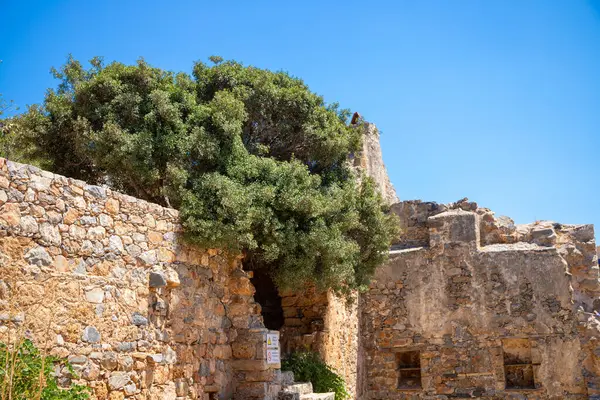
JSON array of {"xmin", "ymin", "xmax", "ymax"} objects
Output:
[
  {"xmin": 359, "ymin": 198, "xmax": 600, "ymax": 398},
  {"xmin": 352, "ymin": 122, "xmax": 399, "ymax": 204}
]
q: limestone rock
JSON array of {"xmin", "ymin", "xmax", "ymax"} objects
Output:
[
  {"xmin": 25, "ymin": 246, "xmax": 52, "ymax": 266},
  {"xmin": 82, "ymin": 326, "xmax": 101, "ymax": 343},
  {"xmin": 131, "ymin": 312, "xmax": 148, "ymax": 326},
  {"xmin": 85, "ymin": 288, "xmax": 105, "ymax": 304},
  {"xmin": 1, "ymin": 203, "xmax": 21, "ymax": 226},
  {"xmin": 87, "ymin": 226, "xmax": 106, "ymax": 240},
  {"xmin": 138, "ymin": 250, "xmax": 157, "ymax": 265},
  {"xmin": 108, "ymin": 372, "xmax": 130, "ymax": 390},
  {"xmin": 19, "ymin": 216, "xmax": 38, "ymax": 234},
  {"xmin": 164, "ymin": 267, "xmax": 180, "ymax": 287},
  {"xmin": 108, "ymin": 235, "xmax": 124, "ymax": 253},
  {"xmin": 105, "ymin": 198, "xmax": 119, "ymax": 214},
  {"xmin": 40, "ymin": 223, "xmax": 61, "ymax": 245},
  {"xmin": 84, "ymin": 185, "xmax": 106, "ymax": 199},
  {"xmin": 149, "ymin": 271, "xmax": 167, "ymax": 288},
  {"xmin": 101, "ymin": 352, "xmax": 118, "ymax": 370}
]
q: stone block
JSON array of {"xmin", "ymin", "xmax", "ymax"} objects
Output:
[
  {"xmin": 149, "ymin": 271, "xmax": 167, "ymax": 288},
  {"xmin": 234, "ymin": 382, "xmax": 268, "ymax": 399},
  {"xmin": 428, "ymin": 209, "xmax": 478, "ymax": 245},
  {"xmin": 232, "ymin": 359, "xmax": 269, "ymax": 371},
  {"xmin": 232, "ymin": 341, "xmax": 256, "ymax": 359}
]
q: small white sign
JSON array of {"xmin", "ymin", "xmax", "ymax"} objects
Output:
[
  {"xmin": 267, "ymin": 348, "xmax": 280, "ymax": 364},
  {"xmin": 266, "ymin": 333, "xmax": 279, "ymax": 349}
]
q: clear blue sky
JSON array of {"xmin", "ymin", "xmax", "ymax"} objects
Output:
[{"xmin": 1, "ymin": 0, "xmax": 599, "ymax": 238}]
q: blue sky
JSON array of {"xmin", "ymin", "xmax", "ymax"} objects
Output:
[{"xmin": 1, "ymin": 0, "xmax": 599, "ymax": 238}]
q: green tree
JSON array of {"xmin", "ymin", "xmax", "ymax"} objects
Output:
[
  {"xmin": 0, "ymin": 67, "xmax": 18, "ymax": 160},
  {"xmin": 15, "ymin": 56, "xmax": 398, "ymax": 294}
]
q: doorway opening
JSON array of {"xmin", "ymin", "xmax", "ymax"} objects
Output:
[{"xmin": 250, "ymin": 269, "xmax": 284, "ymax": 330}]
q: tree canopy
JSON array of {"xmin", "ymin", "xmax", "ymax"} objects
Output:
[{"xmin": 10, "ymin": 56, "xmax": 398, "ymax": 294}]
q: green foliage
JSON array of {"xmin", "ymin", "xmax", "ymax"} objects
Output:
[
  {"xmin": 0, "ymin": 339, "xmax": 89, "ymax": 400},
  {"xmin": 0, "ymin": 63, "xmax": 39, "ymax": 166},
  {"xmin": 13, "ymin": 56, "xmax": 398, "ymax": 294},
  {"xmin": 282, "ymin": 351, "xmax": 350, "ymax": 400}
]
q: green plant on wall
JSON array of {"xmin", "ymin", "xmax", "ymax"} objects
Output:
[
  {"xmin": 11, "ymin": 56, "xmax": 399, "ymax": 296},
  {"xmin": 282, "ymin": 351, "xmax": 350, "ymax": 400},
  {"xmin": 0, "ymin": 339, "xmax": 89, "ymax": 400}
]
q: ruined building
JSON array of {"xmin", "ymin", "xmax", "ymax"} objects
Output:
[
  {"xmin": 359, "ymin": 200, "xmax": 600, "ymax": 399},
  {"xmin": 0, "ymin": 121, "xmax": 599, "ymax": 399}
]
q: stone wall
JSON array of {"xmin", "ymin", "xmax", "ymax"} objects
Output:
[
  {"xmin": 359, "ymin": 200, "xmax": 600, "ymax": 399},
  {"xmin": 0, "ymin": 158, "xmax": 281, "ymax": 400},
  {"xmin": 279, "ymin": 288, "xmax": 359, "ymax": 397},
  {"xmin": 272, "ymin": 120, "xmax": 397, "ymax": 398},
  {"xmin": 351, "ymin": 122, "xmax": 399, "ymax": 205}
]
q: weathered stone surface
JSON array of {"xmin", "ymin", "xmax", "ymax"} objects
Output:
[
  {"xmin": 82, "ymin": 326, "xmax": 101, "ymax": 343},
  {"xmin": 19, "ymin": 215, "xmax": 38, "ymax": 234},
  {"xmin": 359, "ymin": 200, "xmax": 600, "ymax": 399},
  {"xmin": 138, "ymin": 250, "xmax": 157, "ymax": 265},
  {"xmin": 0, "ymin": 157, "xmax": 308, "ymax": 399},
  {"xmin": 108, "ymin": 371, "xmax": 130, "ymax": 390},
  {"xmin": 0, "ymin": 202, "xmax": 21, "ymax": 226},
  {"xmin": 164, "ymin": 267, "xmax": 180, "ymax": 287},
  {"xmin": 148, "ymin": 271, "xmax": 167, "ymax": 288},
  {"xmin": 131, "ymin": 312, "xmax": 148, "ymax": 326},
  {"xmin": 85, "ymin": 288, "xmax": 104, "ymax": 304},
  {"xmin": 350, "ymin": 121, "xmax": 398, "ymax": 204},
  {"xmin": 87, "ymin": 226, "xmax": 106, "ymax": 240},
  {"xmin": 105, "ymin": 198, "xmax": 119, "ymax": 214},
  {"xmin": 24, "ymin": 246, "xmax": 52, "ymax": 266},
  {"xmin": 101, "ymin": 352, "xmax": 118, "ymax": 370},
  {"xmin": 40, "ymin": 223, "xmax": 61, "ymax": 245},
  {"xmin": 108, "ymin": 235, "xmax": 124, "ymax": 253}
]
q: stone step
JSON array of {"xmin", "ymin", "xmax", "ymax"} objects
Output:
[
  {"xmin": 300, "ymin": 393, "xmax": 335, "ymax": 400},
  {"xmin": 282, "ymin": 382, "xmax": 313, "ymax": 395}
]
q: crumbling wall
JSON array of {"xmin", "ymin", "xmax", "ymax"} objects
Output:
[
  {"xmin": 359, "ymin": 200, "xmax": 600, "ymax": 399},
  {"xmin": 279, "ymin": 288, "xmax": 359, "ymax": 397},
  {"xmin": 274, "ymin": 120, "xmax": 396, "ymax": 397},
  {"xmin": 0, "ymin": 158, "xmax": 281, "ymax": 400},
  {"xmin": 351, "ymin": 122, "xmax": 399, "ymax": 205}
]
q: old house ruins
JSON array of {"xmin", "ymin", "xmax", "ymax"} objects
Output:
[{"xmin": 0, "ymin": 122, "xmax": 599, "ymax": 399}]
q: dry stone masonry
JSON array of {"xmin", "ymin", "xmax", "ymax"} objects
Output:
[
  {"xmin": 0, "ymin": 158, "xmax": 283, "ymax": 400},
  {"xmin": 279, "ymin": 287, "xmax": 359, "ymax": 397}
]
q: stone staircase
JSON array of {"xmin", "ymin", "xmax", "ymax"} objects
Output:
[{"xmin": 277, "ymin": 371, "xmax": 335, "ymax": 400}]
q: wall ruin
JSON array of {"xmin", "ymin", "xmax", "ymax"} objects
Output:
[
  {"xmin": 2, "ymin": 125, "xmax": 600, "ymax": 400},
  {"xmin": 279, "ymin": 288, "xmax": 359, "ymax": 397},
  {"xmin": 351, "ymin": 122, "xmax": 399, "ymax": 205},
  {"xmin": 0, "ymin": 158, "xmax": 282, "ymax": 400},
  {"xmin": 359, "ymin": 199, "xmax": 600, "ymax": 399}
]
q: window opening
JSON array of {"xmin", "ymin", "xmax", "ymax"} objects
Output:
[
  {"xmin": 503, "ymin": 338, "xmax": 538, "ymax": 390},
  {"xmin": 397, "ymin": 350, "xmax": 422, "ymax": 390}
]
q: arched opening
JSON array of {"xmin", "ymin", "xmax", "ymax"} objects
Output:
[{"xmin": 250, "ymin": 269, "xmax": 284, "ymax": 330}]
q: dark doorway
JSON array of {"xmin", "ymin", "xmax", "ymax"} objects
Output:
[{"xmin": 250, "ymin": 269, "xmax": 284, "ymax": 330}]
